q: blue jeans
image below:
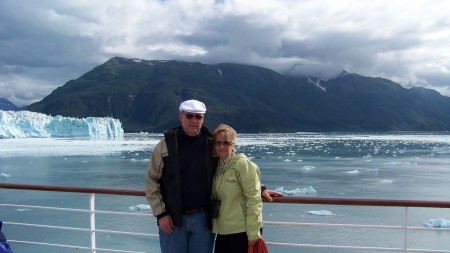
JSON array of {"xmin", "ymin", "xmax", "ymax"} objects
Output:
[{"xmin": 159, "ymin": 211, "xmax": 215, "ymax": 253}]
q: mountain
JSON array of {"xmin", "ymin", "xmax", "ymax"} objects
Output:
[
  {"xmin": 0, "ymin": 98, "xmax": 21, "ymax": 111},
  {"xmin": 26, "ymin": 57, "xmax": 450, "ymax": 132}
]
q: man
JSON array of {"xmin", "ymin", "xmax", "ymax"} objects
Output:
[{"xmin": 145, "ymin": 99, "xmax": 281, "ymax": 253}]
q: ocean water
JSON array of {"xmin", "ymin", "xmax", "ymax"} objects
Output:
[{"xmin": 1, "ymin": 132, "xmax": 450, "ymax": 253}]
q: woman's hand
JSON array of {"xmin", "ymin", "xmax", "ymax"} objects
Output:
[
  {"xmin": 262, "ymin": 189, "xmax": 284, "ymax": 202},
  {"xmin": 248, "ymin": 238, "xmax": 259, "ymax": 246}
]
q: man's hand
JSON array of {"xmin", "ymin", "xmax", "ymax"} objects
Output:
[
  {"xmin": 261, "ymin": 189, "xmax": 284, "ymax": 202},
  {"xmin": 159, "ymin": 215, "xmax": 174, "ymax": 234}
]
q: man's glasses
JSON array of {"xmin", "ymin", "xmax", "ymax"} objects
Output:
[
  {"xmin": 215, "ymin": 141, "xmax": 231, "ymax": 146},
  {"xmin": 183, "ymin": 113, "xmax": 204, "ymax": 120}
]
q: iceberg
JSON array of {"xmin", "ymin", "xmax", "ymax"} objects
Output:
[{"xmin": 0, "ymin": 110, "xmax": 124, "ymax": 139}]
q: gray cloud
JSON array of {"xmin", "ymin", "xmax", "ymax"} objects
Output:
[{"xmin": 1, "ymin": 0, "xmax": 450, "ymax": 106}]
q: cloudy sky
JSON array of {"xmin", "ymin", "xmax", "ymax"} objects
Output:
[{"xmin": 1, "ymin": 0, "xmax": 450, "ymax": 106}]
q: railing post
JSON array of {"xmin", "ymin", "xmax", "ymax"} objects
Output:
[
  {"xmin": 89, "ymin": 193, "xmax": 96, "ymax": 253},
  {"xmin": 403, "ymin": 207, "xmax": 408, "ymax": 253}
]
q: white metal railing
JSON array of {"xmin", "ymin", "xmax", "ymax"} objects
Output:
[
  {"xmin": 1, "ymin": 199, "xmax": 157, "ymax": 253},
  {"xmin": 1, "ymin": 183, "xmax": 450, "ymax": 253}
]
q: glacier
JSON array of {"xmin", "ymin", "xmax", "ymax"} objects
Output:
[{"xmin": 0, "ymin": 110, "xmax": 124, "ymax": 139}]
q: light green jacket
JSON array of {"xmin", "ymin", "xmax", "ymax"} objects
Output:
[{"xmin": 211, "ymin": 153, "xmax": 263, "ymax": 240}]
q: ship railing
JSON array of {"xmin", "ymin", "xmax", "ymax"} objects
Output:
[{"xmin": 1, "ymin": 183, "xmax": 450, "ymax": 253}]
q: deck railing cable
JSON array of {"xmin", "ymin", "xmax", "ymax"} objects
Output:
[{"xmin": 1, "ymin": 183, "xmax": 450, "ymax": 253}]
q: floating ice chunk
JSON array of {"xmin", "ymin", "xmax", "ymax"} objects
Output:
[
  {"xmin": 1, "ymin": 173, "xmax": 10, "ymax": 177},
  {"xmin": 424, "ymin": 217, "xmax": 450, "ymax": 228},
  {"xmin": 252, "ymin": 156, "xmax": 265, "ymax": 160},
  {"xmin": 130, "ymin": 158, "xmax": 149, "ymax": 163},
  {"xmin": 129, "ymin": 204, "xmax": 151, "ymax": 211},
  {"xmin": 301, "ymin": 165, "xmax": 315, "ymax": 170},
  {"xmin": 385, "ymin": 161, "xmax": 400, "ymax": 165},
  {"xmin": 308, "ymin": 210, "xmax": 334, "ymax": 216},
  {"xmin": 275, "ymin": 186, "xmax": 316, "ymax": 195}
]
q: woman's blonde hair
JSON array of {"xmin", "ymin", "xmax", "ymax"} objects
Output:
[{"xmin": 213, "ymin": 124, "xmax": 237, "ymax": 152}]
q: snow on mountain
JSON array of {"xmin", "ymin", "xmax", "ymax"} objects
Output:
[
  {"xmin": 307, "ymin": 77, "xmax": 327, "ymax": 92},
  {"xmin": 0, "ymin": 110, "xmax": 124, "ymax": 139}
]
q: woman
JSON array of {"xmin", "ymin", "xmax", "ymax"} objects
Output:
[{"xmin": 211, "ymin": 124, "xmax": 263, "ymax": 253}]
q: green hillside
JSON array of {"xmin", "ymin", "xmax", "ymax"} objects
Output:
[{"xmin": 27, "ymin": 57, "xmax": 450, "ymax": 132}]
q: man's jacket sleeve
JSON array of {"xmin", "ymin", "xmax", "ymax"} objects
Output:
[{"xmin": 145, "ymin": 139, "xmax": 168, "ymax": 217}]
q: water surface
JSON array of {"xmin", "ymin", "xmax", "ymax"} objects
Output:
[{"xmin": 1, "ymin": 132, "xmax": 449, "ymax": 252}]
